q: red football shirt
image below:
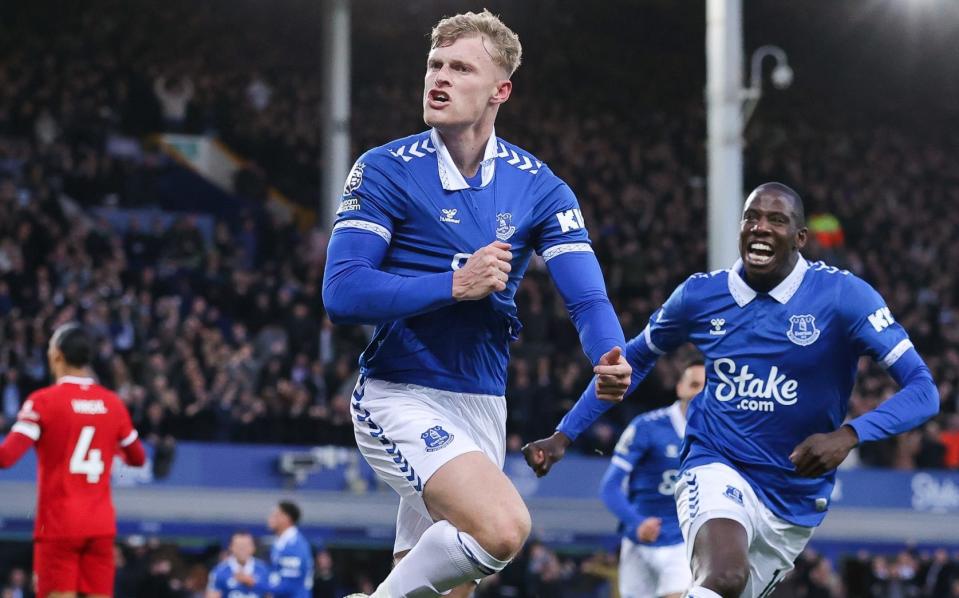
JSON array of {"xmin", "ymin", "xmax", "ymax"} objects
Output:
[{"xmin": 13, "ymin": 376, "xmax": 139, "ymax": 539}]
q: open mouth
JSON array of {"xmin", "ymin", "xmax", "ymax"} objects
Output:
[
  {"xmin": 746, "ymin": 241, "xmax": 775, "ymax": 266},
  {"xmin": 427, "ymin": 90, "xmax": 450, "ymax": 106}
]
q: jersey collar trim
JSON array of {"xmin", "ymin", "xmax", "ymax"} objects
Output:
[
  {"xmin": 57, "ymin": 375, "xmax": 95, "ymax": 386},
  {"xmin": 430, "ymin": 128, "xmax": 499, "ymax": 191},
  {"xmin": 667, "ymin": 401, "xmax": 686, "ymax": 438},
  {"xmin": 276, "ymin": 526, "xmax": 298, "ymax": 549},
  {"xmin": 727, "ymin": 256, "xmax": 809, "ymax": 307},
  {"xmin": 227, "ymin": 556, "xmax": 256, "ymax": 575}
]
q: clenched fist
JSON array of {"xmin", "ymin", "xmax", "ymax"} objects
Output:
[
  {"xmin": 789, "ymin": 425, "xmax": 859, "ymax": 478},
  {"xmin": 522, "ymin": 431, "xmax": 571, "ymax": 478},
  {"xmin": 452, "ymin": 241, "xmax": 513, "ymax": 301},
  {"xmin": 594, "ymin": 347, "xmax": 632, "ymax": 402},
  {"xmin": 636, "ymin": 517, "xmax": 662, "ymax": 543}
]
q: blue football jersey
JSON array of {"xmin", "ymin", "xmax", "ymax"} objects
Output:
[
  {"xmin": 269, "ymin": 527, "xmax": 313, "ymax": 598},
  {"xmin": 635, "ymin": 258, "xmax": 914, "ymax": 526},
  {"xmin": 208, "ymin": 557, "xmax": 270, "ymax": 598},
  {"xmin": 332, "ymin": 129, "xmax": 593, "ymax": 395},
  {"xmin": 610, "ymin": 402, "xmax": 686, "ymax": 546}
]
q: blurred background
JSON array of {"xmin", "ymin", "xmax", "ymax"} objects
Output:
[{"xmin": 1, "ymin": 0, "xmax": 958, "ymax": 596}]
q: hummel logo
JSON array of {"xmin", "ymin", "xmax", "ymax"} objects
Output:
[
  {"xmin": 440, "ymin": 208, "xmax": 460, "ymax": 224},
  {"xmin": 710, "ymin": 318, "xmax": 726, "ymax": 336}
]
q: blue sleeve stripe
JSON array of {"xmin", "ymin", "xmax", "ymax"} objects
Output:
[
  {"xmin": 332, "ymin": 220, "xmax": 391, "ymax": 243},
  {"xmin": 643, "ymin": 325, "xmax": 665, "ymax": 355},
  {"xmin": 611, "ymin": 455, "xmax": 633, "ymax": 472},
  {"xmin": 542, "ymin": 242, "xmax": 593, "ymax": 262},
  {"xmin": 881, "ymin": 339, "xmax": 913, "ymax": 368}
]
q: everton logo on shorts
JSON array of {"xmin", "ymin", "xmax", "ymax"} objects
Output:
[
  {"xmin": 495, "ymin": 212, "xmax": 516, "ymax": 241},
  {"xmin": 422, "ymin": 425, "xmax": 454, "ymax": 452},
  {"xmin": 343, "ymin": 162, "xmax": 366, "ymax": 195},
  {"xmin": 787, "ymin": 314, "xmax": 821, "ymax": 347},
  {"xmin": 724, "ymin": 485, "xmax": 744, "ymax": 506}
]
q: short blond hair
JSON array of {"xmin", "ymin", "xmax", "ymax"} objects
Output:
[{"xmin": 430, "ymin": 9, "xmax": 522, "ymax": 77}]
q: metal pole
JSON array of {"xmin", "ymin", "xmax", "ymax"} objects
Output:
[
  {"xmin": 321, "ymin": 0, "xmax": 351, "ymax": 230},
  {"xmin": 706, "ymin": 0, "xmax": 744, "ymax": 271}
]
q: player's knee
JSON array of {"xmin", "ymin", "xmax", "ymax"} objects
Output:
[
  {"xmin": 701, "ymin": 564, "xmax": 750, "ymax": 598},
  {"xmin": 474, "ymin": 504, "xmax": 531, "ymax": 561}
]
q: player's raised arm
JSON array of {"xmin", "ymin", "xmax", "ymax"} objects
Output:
[
  {"xmin": 523, "ymin": 279, "xmax": 693, "ymax": 477},
  {"xmin": 790, "ymin": 275, "xmax": 939, "ymax": 477}
]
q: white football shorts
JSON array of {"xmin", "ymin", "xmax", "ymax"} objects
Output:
[
  {"xmin": 351, "ymin": 376, "xmax": 506, "ymax": 555},
  {"xmin": 619, "ymin": 538, "xmax": 691, "ymax": 598},
  {"xmin": 674, "ymin": 462, "xmax": 815, "ymax": 598}
]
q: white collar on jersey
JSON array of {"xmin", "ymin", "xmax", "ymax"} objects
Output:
[
  {"xmin": 57, "ymin": 375, "xmax": 95, "ymax": 386},
  {"xmin": 430, "ymin": 128, "xmax": 499, "ymax": 191},
  {"xmin": 667, "ymin": 401, "xmax": 686, "ymax": 438},
  {"xmin": 227, "ymin": 556, "xmax": 256, "ymax": 575},
  {"xmin": 727, "ymin": 255, "xmax": 809, "ymax": 307},
  {"xmin": 275, "ymin": 526, "xmax": 299, "ymax": 549}
]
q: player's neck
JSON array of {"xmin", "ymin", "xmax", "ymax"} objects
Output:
[
  {"xmin": 275, "ymin": 523, "xmax": 294, "ymax": 536},
  {"xmin": 436, "ymin": 121, "xmax": 494, "ymax": 178},
  {"xmin": 56, "ymin": 366, "xmax": 92, "ymax": 381},
  {"xmin": 742, "ymin": 253, "xmax": 798, "ymax": 293}
]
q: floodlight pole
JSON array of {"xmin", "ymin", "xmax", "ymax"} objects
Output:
[
  {"xmin": 321, "ymin": 0, "xmax": 351, "ymax": 229},
  {"xmin": 706, "ymin": 3, "xmax": 791, "ymax": 271},
  {"xmin": 706, "ymin": 0, "xmax": 744, "ymax": 271}
]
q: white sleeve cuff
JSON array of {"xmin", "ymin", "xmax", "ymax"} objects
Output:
[
  {"xmin": 643, "ymin": 326, "xmax": 665, "ymax": 355},
  {"xmin": 541, "ymin": 243, "xmax": 593, "ymax": 262},
  {"xmin": 332, "ymin": 220, "xmax": 391, "ymax": 244},
  {"xmin": 12, "ymin": 421, "xmax": 40, "ymax": 441},
  {"xmin": 880, "ymin": 339, "xmax": 913, "ymax": 368},
  {"xmin": 120, "ymin": 430, "xmax": 139, "ymax": 447}
]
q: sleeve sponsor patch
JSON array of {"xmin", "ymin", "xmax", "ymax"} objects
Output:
[
  {"xmin": 337, "ymin": 197, "xmax": 361, "ymax": 213},
  {"xmin": 343, "ymin": 162, "xmax": 365, "ymax": 194}
]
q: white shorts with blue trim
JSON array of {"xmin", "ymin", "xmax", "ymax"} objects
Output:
[
  {"xmin": 619, "ymin": 539, "xmax": 691, "ymax": 598},
  {"xmin": 351, "ymin": 377, "xmax": 507, "ymax": 556},
  {"xmin": 674, "ymin": 462, "xmax": 815, "ymax": 598}
]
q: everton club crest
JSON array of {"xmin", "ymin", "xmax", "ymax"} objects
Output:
[
  {"xmin": 421, "ymin": 425, "xmax": 454, "ymax": 452},
  {"xmin": 495, "ymin": 212, "xmax": 516, "ymax": 241},
  {"xmin": 787, "ymin": 314, "xmax": 820, "ymax": 346}
]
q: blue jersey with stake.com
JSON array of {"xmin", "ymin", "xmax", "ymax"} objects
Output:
[{"xmin": 638, "ymin": 258, "xmax": 923, "ymax": 526}]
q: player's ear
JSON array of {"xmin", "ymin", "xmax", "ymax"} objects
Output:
[
  {"xmin": 491, "ymin": 79, "xmax": 512, "ymax": 105},
  {"xmin": 794, "ymin": 226, "xmax": 808, "ymax": 250}
]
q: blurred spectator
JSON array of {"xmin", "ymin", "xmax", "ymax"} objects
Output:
[
  {"xmin": 942, "ymin": 415, "xmax": 959, "ymax": 469},
  {"xmin": 1, "ymin": 568, "xmax": 32, "ymax": 598},
  {"xmin": 1, "ymin": 369, "xmax": 22, "ymax": 428},
  {"xmin": 921, "ymin": 548, "xmax": 953, "ymax": 597},
  {"xmin": 312, "ymin": 548, "xmax": 339, "ymax": 598},
  {"xmin": 153, "ymin": 75, "xmax": 195, "ymax": 132}
]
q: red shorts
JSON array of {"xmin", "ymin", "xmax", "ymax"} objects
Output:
[{"xmin": 33, "ymin": 535, "xmax": 115, "ymax": 597}]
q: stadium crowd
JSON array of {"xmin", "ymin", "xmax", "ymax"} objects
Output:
[{"xmin": 1, "ymin": 0, "xmax": 959, "ymax": 595}]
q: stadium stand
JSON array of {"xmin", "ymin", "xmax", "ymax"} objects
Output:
[{"xmin": 1, "ymin": 0, "xmax": 958, "ymax": 595}]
